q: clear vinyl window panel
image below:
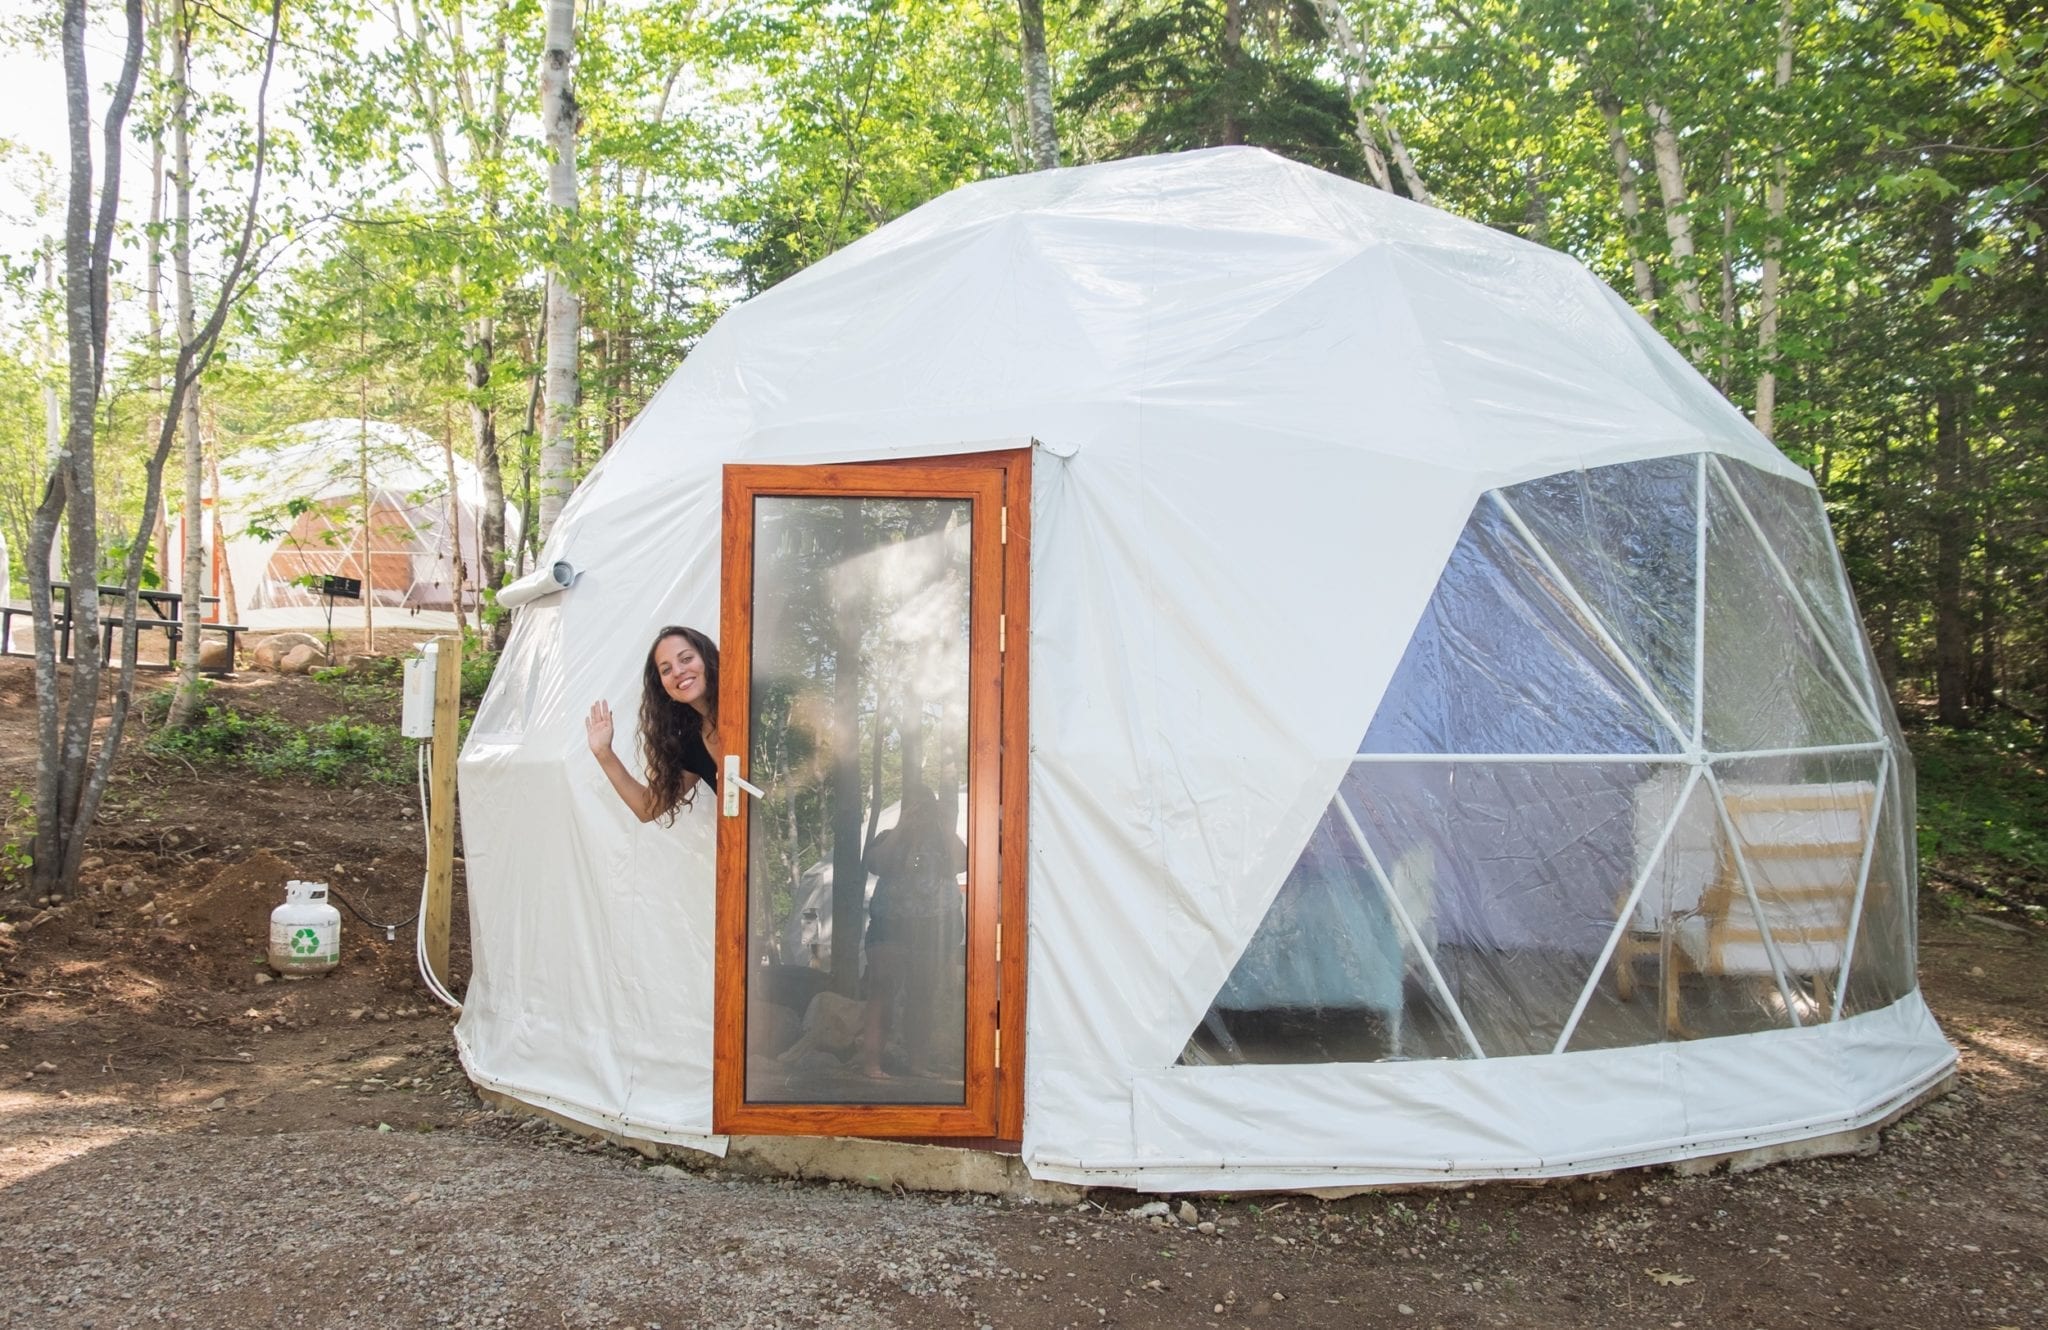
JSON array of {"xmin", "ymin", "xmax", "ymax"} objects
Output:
[
  {"xmin": 1184, "ymin": 454, "xmax": 1915, "ymax": 1067},
  {"xmin": 744, "ymin": 496, "xmax": 973, "ymax": 1105}
]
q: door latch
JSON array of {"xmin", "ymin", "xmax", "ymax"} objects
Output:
[{"xmin": 722, "ymin": 755, "xmax": 766, "ymax": 817}]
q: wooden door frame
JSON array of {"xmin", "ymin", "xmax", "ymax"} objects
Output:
[{"xmin": 714, "ymin": 448, "xmax": 1030, "ymax": 1142}]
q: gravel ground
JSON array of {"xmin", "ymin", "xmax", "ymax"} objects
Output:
[{"xmin": 0, "ymin": 1118, "xmax": 1005, "ymax": 1329}]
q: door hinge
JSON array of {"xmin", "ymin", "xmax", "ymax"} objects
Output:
[
  {"xmin": 999, "ymin": 613, "xmax": 1006, "ymax": 653},
  {"xmin": 995, "ymin": 1027, "xmax": 1002, "ymax": 1069},
  {"xmin": 995, "ymin": 920, "xmax": 1002, "ymax": 963},
  {"xmin": 1000, "ymin": 505, "xmax": 1008, "ymax": 545}
]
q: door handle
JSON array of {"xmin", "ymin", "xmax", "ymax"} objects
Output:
[{"xmin": 722, "ymin": 755, "xmax": 765, "ymax": 818}]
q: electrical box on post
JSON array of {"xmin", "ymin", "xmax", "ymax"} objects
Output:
[{"xmin": 401, "ymin": 644, "xmax": 438, "ymax": 739}]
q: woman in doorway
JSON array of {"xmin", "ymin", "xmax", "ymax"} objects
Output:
[{"xmin": 586, "ymin": 625, "xmax": 719, "ymax": 823}]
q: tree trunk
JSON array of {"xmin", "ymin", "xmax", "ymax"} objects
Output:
[
  {"xmin": 1753, "ymin": 0, "xmax": 1797, "ymax": 439},
  {"xmin": 1016, "ymin": 0, "xmax": 1058, "ymax": 170},
  {"xmin": 1596, "ymin": 92, "xmax": 1658, "ymax": 308},
  {"xmin": 209, "ymin": 451, "xmax": 236, "ymax": 625},
  {"xmin": 1220, "ymin": 0, "xmax": 1245, "ymax": 146},
  {"xmin": 1718, "ymin": 149, "xmax": 1737, "ymax": 394},
  {"xmin": 537, "ymin": 0, "xmax": 581, "ymax": 541},
  {"xmin": 168, "ymin": 0, "xmax": 206, "ymax": 726},
  {"xmin": 357, "ymin": 368, "xmax": 375, "ymax": 655},
  {"xmin": 1932, "ymin": 391, "xmax": 1971, "ymax": 726},
  {"xmin": 1644, "ymin": 99, "xmax": 1706, "ymax": 342},
  {"xmin": 442, "ymin": 413, "xmax": 469, "ymax": 636},
  {"xmin": 30, "ymin": 0, "xmax": 146, "ymax": 897},
  {"xmin": 469, "ymin": 312, "xmax": 506, "ymax": 590}
]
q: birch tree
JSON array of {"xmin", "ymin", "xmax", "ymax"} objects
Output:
[
  {"xmin": 1751, "ymin": 0, "xmax": 1796, "ymax": 440},
  {"xmin": 1308, "ymin": 0, "xmax": 1428, "ymax": 201},
  {"xmin": 168, "ymin": 0, "xmax": 209, "ymax": 725},
  {"xmin": 1016, "ymin": 0, "xmax": 1058, "ymax": 170},
  {"xmin": 538, "ymin": 0, "xmax": 581, "ymax": 540}
]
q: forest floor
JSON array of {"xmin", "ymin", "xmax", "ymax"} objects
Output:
[{"xmin": 0, "ymin": 650, "xmax": 2043, "ymax": 1329}]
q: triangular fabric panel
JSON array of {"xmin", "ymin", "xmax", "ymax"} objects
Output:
[
  {"xmin": 1701, "ymin": 472, "xmax": 1878, "ymax": 753},
  {"xmin": 1177, "ymin": 799, "xmax": 1472, "ymax": 1065},
  {"xmin": 1361, "ymin": 496, "xmax": 1682, "ymax": 756},
  {"xmin": 1500, "ymin": 455, "xmax": 1699, "ymax": 740},
  {"xmin": 1716, "ymin": 459, "xmax": 1878, "ymax": 715}
]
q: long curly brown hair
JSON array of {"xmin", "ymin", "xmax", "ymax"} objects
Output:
[{"xmin": 638, "ymin": 625, "xmax": 719, "ymax": 822}]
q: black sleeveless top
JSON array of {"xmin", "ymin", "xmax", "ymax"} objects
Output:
[{"xmin": 684, "ymin": 736, "xmax": 718, "ymax": 793}]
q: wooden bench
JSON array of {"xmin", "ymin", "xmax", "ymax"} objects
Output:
[
  {"xmin": 99, "ymin": 615, "xmax": 246, "ymax": 674},
  {"xmin": 0, "ymin": 603, "xmax": 243, "ymax": 674}
]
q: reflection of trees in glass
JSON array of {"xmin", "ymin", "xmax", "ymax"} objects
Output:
[{"xmin": 749, "ymin": 496, "xmax": 971, "ymax": 992}]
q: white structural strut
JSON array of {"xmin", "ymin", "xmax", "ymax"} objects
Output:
[
  {"xmin": 1331, "ymin": 792, "xmax": 1487, "ymax": 1059},
  {"xmin": 1693, "ymin": 454, "xmax": 1710, "ymax": 751},
  {"xmin": 1353, "ymin": 750, "xmax": 1686, "ymax": 765},
  {"xmin": 1711, "ymin": 740, "xmax": 1890, "ymax": 763},
  {"xmin": 1829, "ymin": 750, "xmax": 1892, "ymax": 1021},
  {"xmin": 1552, "ymin": 763, "xmax": 1706, "ymax": 1054}
]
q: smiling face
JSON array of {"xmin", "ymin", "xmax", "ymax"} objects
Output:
[{"xmin": 654, "ymin": 633, "xmax": 708, "ymax": 710}]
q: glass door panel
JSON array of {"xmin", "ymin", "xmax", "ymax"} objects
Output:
[{"xmin": 744, "ymin": 496, "xmax": 973, "ymax": 1105}]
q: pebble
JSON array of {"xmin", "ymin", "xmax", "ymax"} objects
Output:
[
  {"xmin": 1198, "ymin": 1221, "xmax": 1217, "ymax": 1236},
  {"xmin": 207, "ymin": 1098, "xmax": 226, "ymax": 1112},
  {"xmin": 254, "ymin": 973, "xmax": 274, "ymax": 986},
  {"xmin": 1178, "ymin": 1200, "xmax": 1198, "ymax": 1224},
  {"xmin": 34, "ymin": 1061, "xmax": 59, "ymax": 1073},
  {"xmin": 1398, "ymin": 1305, "xmax": 1415, "ymax": 1316}
]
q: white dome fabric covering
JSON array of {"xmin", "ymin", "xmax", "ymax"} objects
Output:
[
  {"xmin": 457, "ymin": 148, "xmax": 1953, "ymax": 1190},
  {"xmin": 178, "ymin": 419, "xmax": 503, "ymax": 624}
]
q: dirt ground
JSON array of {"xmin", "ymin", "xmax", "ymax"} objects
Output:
[{"xmin": 0, "ymin": 651, "xmax": 2043, "ymax": 1330}]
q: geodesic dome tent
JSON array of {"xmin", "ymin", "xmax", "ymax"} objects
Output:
[
  {"xmin": 173, "ymin": 419, "xmax": 504, "ymax": 623},
  {"xmin": 457, "ymin": 147, "xmax": 1954, "ymax": 1192}
]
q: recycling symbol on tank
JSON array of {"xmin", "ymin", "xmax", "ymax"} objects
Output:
[{"xmin": 289, "ymin": 927, "xmax": 323, "ymax": 957}]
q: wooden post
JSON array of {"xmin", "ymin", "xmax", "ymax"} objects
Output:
[{"xmin": 423, "ymin": 634, "xmax": 462, "ymax": 995}]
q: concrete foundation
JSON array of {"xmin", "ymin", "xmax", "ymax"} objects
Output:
[{"xmin": 473, "ymin": 1087, "xmax": 1084, "ymax": 1202}]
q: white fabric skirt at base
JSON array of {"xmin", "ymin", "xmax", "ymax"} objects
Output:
[
  {"xmin": 1025, "ymin": 992, "xmax": 1953, "ymax": 1192},
  {"xmin": 452, "ymin": 1022, "xmax": 731, "ymax": 1157}
]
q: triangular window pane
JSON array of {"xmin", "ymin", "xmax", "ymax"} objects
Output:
[
  {"xmin": 1837, "ymin": 776, "xmax": 1916, "ymax": 1018},
  {"xmin": 1713, "ymin": 752, "xmax": 1884, "ymax": 1025},
  {"xmin": 1338, "ymin": 762, "xmax": 1684, "ymax": 1057},
  {"xmin": 1178, "ymin": 799, "xmax": 1470, "ymax": 1065},
  {"xmin": 1362, "ymin": 497, "xmax": 1681, "ymax": 755},
  {"xmin": 1717, "ymin": 460, "xmax": 1877, "ymax": 713},
  {"xmin": 1636, "ymin": 772, "xmax": 1800, "ymax": 1039},
  {"xmin": 1502, "ymin": 456, "xmax": 1699, "ymax": 738},
  {"xmin": 1702, "ymin": 472, "xmax": 1877, "ymax": 752}
]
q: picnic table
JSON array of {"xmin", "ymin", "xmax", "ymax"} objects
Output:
[{"xmin": 0, "ymin": 582, "xmax": 244, "ymax": 673}]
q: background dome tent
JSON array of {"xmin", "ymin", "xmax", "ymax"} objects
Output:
[
  {"xmin": 456, "ymin": 147, "xmax": 1953, "ymax": 1191},
  {"xmin": 169, "ymin": 418, "xmax": 512, "ymax": 631}
]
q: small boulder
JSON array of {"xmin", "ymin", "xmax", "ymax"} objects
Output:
[
  {"xmin": 251, "ymin": 632, "xmax": 322, "ymax": 672},
  {"xmin": 279, "ymin": 643, "xmax": 329, "ymax": 675},
  {"xmin": 198, "ymin": 638, "xmax": 233, "ymax": 672}
]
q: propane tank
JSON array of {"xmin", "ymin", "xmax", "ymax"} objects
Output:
[{"xmin": 269, "ymin": 880, "xmax": 341, "ymax": 975}]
